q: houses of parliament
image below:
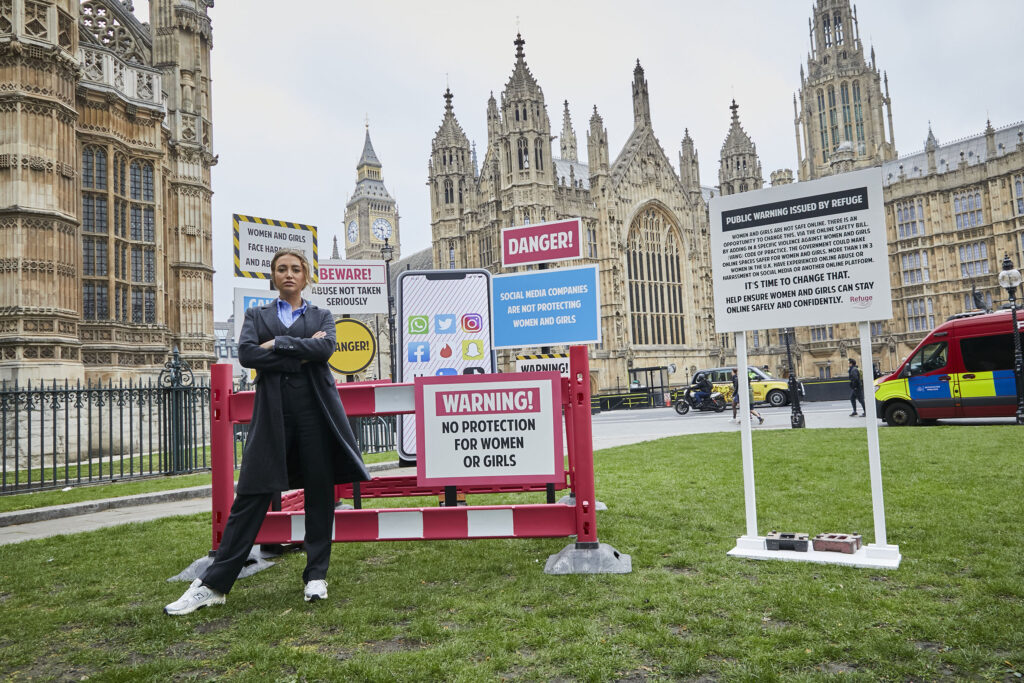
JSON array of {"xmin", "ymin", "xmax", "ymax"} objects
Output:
[
  {"xmin": 0, "ymin": 0, "xmax": 214, "ymax": 383},
  {"xmin": 413, "ymin": 0, "xmax": 1024, "ymax": 390}
]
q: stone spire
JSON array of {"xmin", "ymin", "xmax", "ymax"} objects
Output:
[
  {"xmin": 632, "ymin": 60, "xmax": 651, "ymax": 128},
  {"xmin": 560, "ymin": 100, "xmax": 578, "ymax": 161},
  {"xmin": 718, "ymin": 99, "xmax": 763, "ymax": 195}
]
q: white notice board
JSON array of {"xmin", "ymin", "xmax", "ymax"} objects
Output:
[{"xmin": 710, "ymin": 167, "xmax": 892, "ymax": 333}]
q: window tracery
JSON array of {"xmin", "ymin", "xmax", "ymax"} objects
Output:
[
  {"xmin": 626, "ymin": 207, "xmax": 685, "ymax": 346},
  {"xmin": 80, "ymin": 1, "xmax": 141, "ymax": 62}
]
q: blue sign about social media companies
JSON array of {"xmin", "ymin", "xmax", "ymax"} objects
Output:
[{"xmin": 492, "ymin": 265, "xmax": 601, "ymax": 349}]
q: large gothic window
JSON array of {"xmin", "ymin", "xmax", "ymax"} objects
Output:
[
  {"xmin": 827, "ymin": 86, "xmax": 839, "ymax": 149},
  {"xmin": 834, "ymin": 12, "xmax": 844, "ymax": 45},
  {"xmin": 816, "ymin": 90, "xmax": 828, "ymax": 163},
  {"xmin": 444, "ymin": 179, "xmax": 454, "ymax": 204},
  {"xmin": 534, "ymin": 139, "xmax": 544, "ymax": 171},
  {"xmin": 626, "ymin": 207, "xmax": 685, "ymax": 346},
  {"xmin": 822, "ymin": 14, "xmax": 831, "ymax": 48}
]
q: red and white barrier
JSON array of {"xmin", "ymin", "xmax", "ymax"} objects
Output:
[{"xmin": 208, "ymin": 346, "xmax": 630, "ymax": 573}]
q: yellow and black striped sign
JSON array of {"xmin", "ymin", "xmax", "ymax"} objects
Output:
[
  {"xmin": 515, "ymin": 353, "xmax": 569, "ymax": 376},
  {"xmin": 515, "ymin": 353, "xmax": 568, "ymax": 360},
  {"xmin": 233, "ymin": 213, "xmax": 319, "ymax": 281}
]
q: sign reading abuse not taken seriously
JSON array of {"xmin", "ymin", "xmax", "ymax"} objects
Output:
[{"xmin": 710, "ymin": 167, "xmax": 892, "ymax": 333}]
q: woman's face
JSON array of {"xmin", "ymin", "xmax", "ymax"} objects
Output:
[{"xmin": 273, "ymin": 254, "xmax": 307, "ymax": 296}]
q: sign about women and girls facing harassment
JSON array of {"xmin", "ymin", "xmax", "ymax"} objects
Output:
[
  {"xmin": 709, "ymin": 167, "xmax": 892, "ymax": 333},
  {"xmin": 233, "ymin": 213, "xmax": 317, "ymax": 280},
  {"xmin": 415, "ymin": 373, "xmax": 562, "ymax": 487}
]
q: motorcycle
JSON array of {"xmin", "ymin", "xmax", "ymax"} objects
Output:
[{"xmin": 674, "ymin": 385, "xmax": 727, "ymax": 415}]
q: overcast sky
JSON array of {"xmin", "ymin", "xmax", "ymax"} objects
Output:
[{"xmin": 136, "ymin": 1, "xmax": 1024, "ymax": 320}]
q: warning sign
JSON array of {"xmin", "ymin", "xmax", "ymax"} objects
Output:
[
  {"xmin": 328, "ymin": 318, "xmax": 376, "ymax": 375},
  {"xmin": 233, "ymin": 213, "xmax": 317, "ymax": 280},
  {"xmin": 307, "ymin": 260, "xmax": 387, "ymax": 315},
  {"xmin": 515, "ymin": 354, "xmax": 569, "ymax": 377},
  {"xmin": 415, "ymin": 373, "xmax": 562, "ymax": 486},
  {"xmin": 710, "ymin": 167, "xmax": 892, "ymax": 333}
]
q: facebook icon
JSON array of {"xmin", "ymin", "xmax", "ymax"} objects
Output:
[{"xmin": 407, "ymin": 342, "xmax": 430, "ymax": 363}]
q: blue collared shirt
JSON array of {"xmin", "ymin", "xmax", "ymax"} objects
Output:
[{"xmin": 275, "ymin": 298, "xmax": 307, "ymax": 330}]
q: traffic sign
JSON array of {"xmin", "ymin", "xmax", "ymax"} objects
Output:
[{"xmin": 328, "ymin": 318, "xmax": 375, "ymax": 374}]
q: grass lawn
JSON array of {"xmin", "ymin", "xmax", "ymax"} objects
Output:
[
  {"xmin": 0, "ymin": 449, "xmax": 398, "ymax": 513},
  {"xmin": 0, "ymin": 427, "xmax": 1021, "ymax": 680}
]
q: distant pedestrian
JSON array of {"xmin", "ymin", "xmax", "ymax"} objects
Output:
[
  {"xmin": 731, "ymin": 368, "xmax": 764, "ymax": 424},
  {"xmin": 849, "ymin": 358, "xmax": 866, "ymax": 416}
]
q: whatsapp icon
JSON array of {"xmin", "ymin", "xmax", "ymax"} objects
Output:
[{"xmin": 408, "ymin": 315, "xmax": 429, "ymax": 334}]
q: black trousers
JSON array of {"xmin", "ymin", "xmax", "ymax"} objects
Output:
[
  {"xmin": 850, "ymin": 386, "xmax": 865, "ymax": 412},
  {"xmin": 202, "ymin": 373, "xmax": 337, "ymax": 595}
]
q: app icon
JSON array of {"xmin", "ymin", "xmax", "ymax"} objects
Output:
[
  {"xmin": 407, "ymin": 342, "xmax": 430, "ymax": 363},
  {"xmin": 462, "ymin": 366, "xmax": 486, "ymax": 375},
  {"xmin": 439, "ymin": 344, "xmax": 452, "ymax": 358},
  {"xmin": 435, "ymin": 368, "xmax": 458, "ymax": 376},
  {"xmin": 435, "ymin": 314, "xmax": 456, "ymax": 334},
  {"xmin": 460, "ymin": 313, "xmax": 483, "ymax": 333},
  {"xmin": 408, "ymin": 315, "xmax": 429, "ymax": 334},
  {"xmin": 462, "ymin": 339, "xmax": 485, "ymax": 360}
]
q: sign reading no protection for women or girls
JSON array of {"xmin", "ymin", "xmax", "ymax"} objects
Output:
[{"xmin": 415, "ymin": 373, "xmax": 563, "ymax": 486}]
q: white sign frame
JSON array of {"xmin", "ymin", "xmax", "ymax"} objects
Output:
[{"xmin": 232, "ymin": 287, "xmax": 278, "ymax": 340}]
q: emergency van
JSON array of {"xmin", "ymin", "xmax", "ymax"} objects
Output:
[{"xmin": 874, "ymin": 309, "xmax": 1024, "ymax": 425}]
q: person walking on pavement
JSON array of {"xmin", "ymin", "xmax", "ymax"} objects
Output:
[
  {"xmin": 164, "ymin": 248, "xmax": 371, "ymax": 616},
  {"xmin": 731, "ymin": 368, "xmax": 764, "ymax": 424},
  {"xmin": 849, "ymin": 357, "xmax": 866, "ymax": 416}
]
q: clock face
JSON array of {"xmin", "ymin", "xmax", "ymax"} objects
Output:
[
  {"xmin": 347, "ymin": 221, "xmax": 358, "ymax": 243},
  {"xmin": 372, "ymin": 217, "xmax": 393, "ymax": 241}
]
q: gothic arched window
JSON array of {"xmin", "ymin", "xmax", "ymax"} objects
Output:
[
  {"xmin": 534, "ymin": 138, "xmax": 544, "ymax": 171},
  {"xmin": 626, "ymin": 206, "xmax": 685, "ymax": 346},
  {"xmin": 816, "ymin": 90, "xmax": 828, "ymax": 162},
  {"xmin": 517, "ymin": 137, "xmax": 529, "ymax": 170},
  {"xmin": 834, "ymin": 12, "xmax": 844, "ymax": 45},
  {"xmin": 852, "ymin": 81, "xmax": 865, "ymax": 152},
  {"xmin": 822, "ymin": 14, "xmax": 831, "ymax": 48},
  {"xmin": 840, "ymin": 82, "xmax": 852, "ymax": 143},
  {"xmin": 444, "ymin": 179, "xmax": 454, "ymax": 204},
  {"xmin": 827, "ymin": 86, "xmax": 839, "ymax": 149}
]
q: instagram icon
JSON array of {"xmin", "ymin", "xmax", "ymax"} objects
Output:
[{"xmin": 460, "ymin": 313, "xmax": 482, "ymax": 333}]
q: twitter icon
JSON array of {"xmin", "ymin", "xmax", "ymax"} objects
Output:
[{"xmin": 435, "ymin": 314, "xmax": 456, "ymax": 334}]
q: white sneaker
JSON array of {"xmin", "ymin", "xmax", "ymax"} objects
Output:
[
  {"xmin": 304, "ymin": 579, "xmax": 328, "ymax": 602},
  {"xmin": 164, "ymin": 578, "xmax": 225, "ymax": 615}
]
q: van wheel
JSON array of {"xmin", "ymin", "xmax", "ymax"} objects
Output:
[
  {"xmin": 884, "ymin": 401, "xmax": 917, "ymax": 427},
  {"xmin": 767, "ymin": 390, "xmax": 787, "ymax": 407}
]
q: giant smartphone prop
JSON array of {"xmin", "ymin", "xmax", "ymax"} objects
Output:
[{"xmin": 397, "ymin": 270, "xmax": 495, "ymax": 463}]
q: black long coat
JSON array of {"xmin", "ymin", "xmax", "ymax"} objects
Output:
[{"xmin": 236, "ymin": 301, "xmax": 371, "ymax": 494}]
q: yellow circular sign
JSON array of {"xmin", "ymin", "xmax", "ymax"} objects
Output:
[{"xmin": 328, "ymin": 318, "xmax": 376, "ymax": 374}]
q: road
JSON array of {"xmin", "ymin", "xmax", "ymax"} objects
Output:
[{"xmin": 587, "ymin": 399, "xmax": 1018, "ymax": 451}]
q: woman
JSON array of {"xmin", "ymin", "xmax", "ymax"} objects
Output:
[{"xmin": 165, "ymin": 248, "xmax": 370, "ymax": 615}]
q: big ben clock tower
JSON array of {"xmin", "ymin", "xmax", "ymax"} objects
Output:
[{"xmin": 343, "ymin": 126, "xmax": 400, "ymax": 261}]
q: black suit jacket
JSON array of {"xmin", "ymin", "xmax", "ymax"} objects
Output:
[{"xmin": 236, "ymin": 301, "xmax": 371, "ymax": 494}]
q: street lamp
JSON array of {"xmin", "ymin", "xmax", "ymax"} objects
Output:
[
  {"xmin": 998, "ymin": 254, "xmax": 1024, "ymax": 424},
  {"xmin": 381, "ymin": 237, "xmax": 396, "ymax": 381},
  {"xmin": 783, "ymin": 327, "xmax": 805, "ymax": 428}
]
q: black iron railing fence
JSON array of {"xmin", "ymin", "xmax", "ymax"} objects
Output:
[{"xmin": 1, "ymin": 348, "xmax": 211, "ymax": 495}]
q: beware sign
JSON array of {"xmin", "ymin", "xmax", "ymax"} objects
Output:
[
  {"xmin": 328, "ymin": 318, "xmax": 376, "ymax": 375},
  {"xmin": 501, "ymin": 218, "xmax": 582, "ymax": 267},
  {"xmin": 415, "ymin": 373, "xmax": 562, "ymax": 486},
  {"xmin": 308, "ymin": 259, "xmax": 387, "ymax": 315}
]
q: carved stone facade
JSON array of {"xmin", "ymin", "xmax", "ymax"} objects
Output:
[
  {"xmin": 429, "ymin": 37, "xmax": 717, "ymax": 391},
  {"xmin": 0, "ymin": 0, "xmax": 215, "ymax": 383}
]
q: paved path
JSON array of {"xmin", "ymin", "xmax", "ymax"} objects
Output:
[{"xmin": 1, "ymin": 401, "xmax": 1012, "ymax": 546}]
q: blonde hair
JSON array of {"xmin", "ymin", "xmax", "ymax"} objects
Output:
[{"xmin": 270, "ymin": 248, "xmax": 312, "ymax": 290}]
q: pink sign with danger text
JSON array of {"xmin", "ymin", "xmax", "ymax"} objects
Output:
[
  {"xmin": 501, "ymin": 218, "xmax": 582, "ymax": 267},
  {"xmin": 415, "ymin": 373, "xmax": 562, "ymax": 486}
]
